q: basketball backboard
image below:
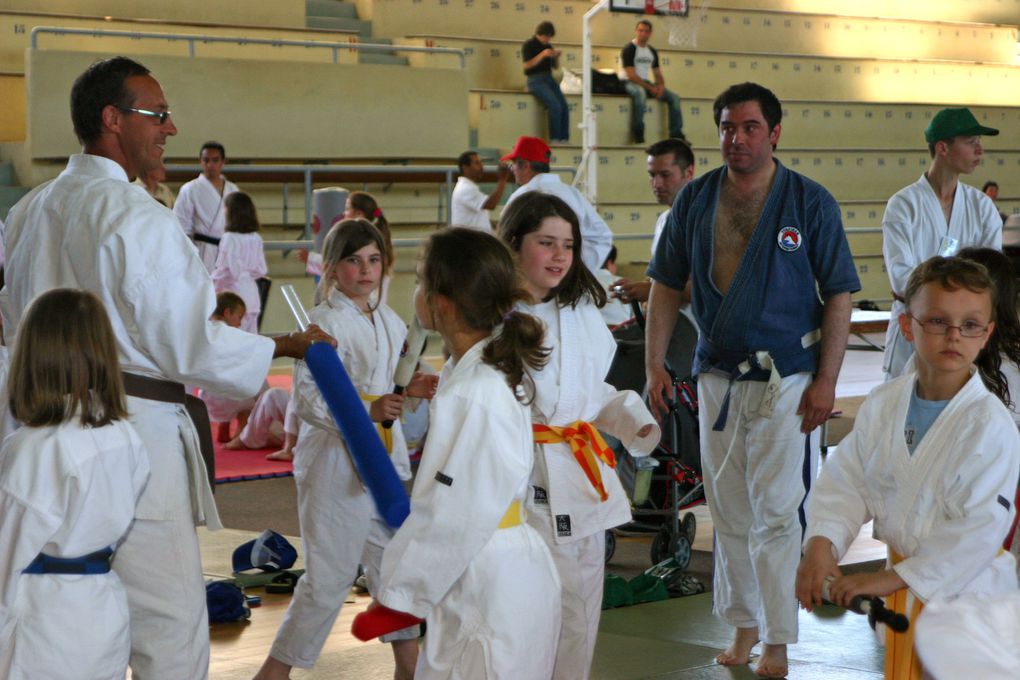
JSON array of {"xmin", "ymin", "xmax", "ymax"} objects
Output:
[{"xmin": 609, "ymin": 0, "xmax": 689, "ymax": 16}]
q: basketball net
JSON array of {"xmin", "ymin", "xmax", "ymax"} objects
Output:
[{"xmin": 656, "ymin": 0, "xmax": 712, "ymax": 49}]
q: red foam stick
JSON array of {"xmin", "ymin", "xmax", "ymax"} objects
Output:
[{"xmin": 351, "ymin": 604, "xmax": 423, "ymax": 641}]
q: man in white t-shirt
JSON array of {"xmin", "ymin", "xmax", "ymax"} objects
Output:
[
  {"xmin": 450, "ymin": 150, "xmax": 509, "ymax": 231},
  {"xmin": 619, "ymin": 20, "xmax": 684, "ymax": 145}
]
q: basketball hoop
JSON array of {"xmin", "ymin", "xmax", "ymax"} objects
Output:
[{"xmin": 611, "ymin": 0, "xmax": 709, "ymax": 48}]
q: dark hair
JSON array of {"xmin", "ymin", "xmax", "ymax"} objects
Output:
[
  {"xmin": 959, "ymin": 247, "xmax": 1020, "ymax": 407},
  {"xmin": 200, "ymin": 141, "xmax": 226, "ymax": 159},
  {"xmin": 214, "ymin": 291, "xmax": 246, "ymax": 317},
  {"xmin": 636, "ymin": 19, "xmax": 653, "ymax": 30},
  {"xmin": 70, "ymin": 56, "xmax": 151, "ymax": 146},
  {"xmin": 602, "ymin": 244, "xmax": 618, "ymax": 269},
  {"xmin": 536, "ymin": 21, "xmax": 555, "ymax": 37},
  {"xmin": 318, "ymin": 218, "xmax": 387, "ymax": 308},
  {"xmin": 528, "ymin": 160, "xmax": 551, "ymax": 174},
  {"xmin": 224, "ymin": 191, "xmax": 260, "ymax": 234},
  {"xmin": 712, "ymin": 82, "xmax": 783, "ymax": 132},
  {"xmin": 646, "ymin": 137, "xmax": 694, "ymax": 170},
  {"xmin": 982, "ymin": 181, "xmax": 999, "ymax": 192},
  {"xmin": 9, "ymin": 289, "xmax": 128, "ymax": 427},
  {"xmin": 457, "ymin": 150, "xmax": 478, "ymax": 172},
  {"xmin": 904, "ymin": 256, "xmax": 1000, "ymax": 399},
  {"xmin": 498, "ymin": 192, "xmax": 607, "ymax": 309},
  {"xmin": 422, "ymin": 228, "xmax": 548, "ymax": 399},
  {"xmin": 348, "ymin": 191, "xmax": 394, "ymax": 272}
]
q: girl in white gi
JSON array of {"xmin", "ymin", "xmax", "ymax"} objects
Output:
[
  {"xmin": 212, "ymin": 191, "xmax": 268, "ymax": 334},
  {"xmin": 0, "ymin": 289, "xmax": 150, "ymax": 680},
  {"xmin": 499, "ymin": 192, "xmax": 659, "ymax": 680},
  {"xmin": 796, "ymin": 256, "xmax": 1020, "ymax": 680},
  {"xmin": 253, "ymin": 219, "xmax": 437, "ymax": 680},
  {"xmin": 375, "ymin": 226, "xmax": 561, "ymax": 679},
  {"xmin": 345, "ymin": 191, "xmax": 395, "ymax": 305}
]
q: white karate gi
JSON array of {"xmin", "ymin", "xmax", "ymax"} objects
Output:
[
  {"xmin": 269, "ymin": 288, "xmax": 415, "ymax": 668},
  {"xmin": 805, "ymin": 371, "xmax": 1019, "ymax": 614},
  {"xmin": 173, "ymin": 173, "xmax": 239, "ymax": 272},
  {"xmin": 915, "ymin": 592, "xmax": 1020, "ymax": 679},
  {"xmin": 882, "ymin": 176, "xmax": 1001, "ymax": 377},
  {"xmin": 0, "ymin": 153, "xmax": 275, "ymax": 680},
  {"xmin": 212, "ymin": 231, "xmax": 268, "ymax": 333},
  {"xmin": 237, "ymin": 386, "xmax": 292, "ymax": 449},
  {"xmin": 504, "ymin": 174, "xmax": 614, "ymax": 274},
  {"xmin": 0, "ymin": 420, "xmax": 150, "ymax": 680},
  {"xmin": 522, "ymin": 299, "xmax": 659, "ymax": 680},
  {"xmin": 595, "ymin": 268, "xmax": 631, "ymax": 327},
  {"xmin": 378, "ymin": 339, "xmax": 561, "ymax": 680},
  {"xmin": 450, "ymin": 176, "xmax": 493, "ymax": 231}
]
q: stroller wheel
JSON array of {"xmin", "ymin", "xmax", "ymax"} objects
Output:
[
  {"xmin": 681, "ymin": 512, "xmax": 697, "ymax": 544},
  {"xmin": 604, "ymin": 530, "xmax": 616, "ymax": 564},
  {"xmin": 651, "ymin": 526, "xmax": 692, "ymax": 570}
]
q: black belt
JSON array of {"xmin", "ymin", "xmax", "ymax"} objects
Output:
[
  {"xmin": 23, "ymin": 547, "xmax": 114, "ymax": 575},
  {"xmin": 193, "ymin": 233, "xmax": 221, "ymax": 246},
  {"xmin": 121, "ymin": 372, "xmax": 215, "ymax": 491}
]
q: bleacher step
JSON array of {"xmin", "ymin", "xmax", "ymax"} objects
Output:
[
  {"xmin": 306, "ymin": 0, "xmax": 359, "ymax": 19},
  {"xmin": 306, "ymin": 15, "xmax": 372, "ymax": 36}
]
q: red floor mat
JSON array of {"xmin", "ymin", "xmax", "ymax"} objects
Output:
[{"xmin": 213, "ymin": 372, "xmax": 293, "ymax": 484}]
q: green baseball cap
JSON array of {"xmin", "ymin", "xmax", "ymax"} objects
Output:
[{"xmin": 924, "ymin": 108, "xmax": 999, "ymax": 144}]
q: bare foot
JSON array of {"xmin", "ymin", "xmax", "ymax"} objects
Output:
[
  {"xmin": 755, "ymin": 643, "xmax": 788, "ymax": 678},
  {"xmin": 715, "ymin": 626, "xmax": 759, "ymax": 666},
  {"xmin": 252, "ymin": 654, "xmax": 292, "ymax": 680},
  {"xmin": 266, "ymin": 448, "xmax": 294, "ymax": 462},
  {"xmin": 224, "ymin": 435, "xmax": 246, "ymax": 450}
]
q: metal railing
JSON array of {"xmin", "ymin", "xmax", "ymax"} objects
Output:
[
  {"xmin": 30, "ymin": 26, "xmax": 467, "ymax": 68},
  {"xmin": 166, "ymin": 164, "xmax": 577, "ymax": 236}
]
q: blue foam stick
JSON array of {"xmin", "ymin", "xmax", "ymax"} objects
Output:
[{"xmin": 304, "ymin": 342, "xmax": 410, "ymax": 528}]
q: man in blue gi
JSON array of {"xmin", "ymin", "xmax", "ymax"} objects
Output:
[{"xmin": 643, "ymin": 82, "xmax": 860, "ymax": 678}]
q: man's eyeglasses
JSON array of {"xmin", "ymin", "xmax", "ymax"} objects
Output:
[
  {"xmin": 909, "ymin": 315, "xmax": 989, "ymax": 338},
  {"xmin": 118, "ymin": 107, "xmax": 172, "ymax": 125}
]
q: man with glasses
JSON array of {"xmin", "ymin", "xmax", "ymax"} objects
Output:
[
  {"xmin": 174, "ymin": 140, "xmax": 239, "ymax": 272},
  {"xmin": 882, "ymin": 108, "xmax": 1002, "ymax": 379},
  {"xmin": 501, "ymin": 135, "xmax": 613, "ymax": 274},
  {"xmin": 0, "ymin": 56, "xmax": 330, "ymax": 680}
]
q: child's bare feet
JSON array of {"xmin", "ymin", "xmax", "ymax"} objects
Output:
[
  {"xmin": 715, "ymin": 626, "xmax": 759, "ymax": 666},
  {"xmin": 755, "ymin": 643, "xmax": 788, "ymax": 678},
  {"xmin": 224, "ymin": 434, "xmax": 245, "ymax": 450},
  {"xmin": 252, "ymin": 654, "xmax": 292, "ymax": 680},
  {"xmin": 266, "ymin": 448, "xmax": 294, "ymax": 462}
]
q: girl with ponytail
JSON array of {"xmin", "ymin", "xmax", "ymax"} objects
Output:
[
  {"xmin": 499, "ymin": 191, "xmax": 659, "ymax": 680},
  {"xmin": 373, "ymin": 227, "xmax": 562, "ymax": 678},
  {"xmin": 345, "ymin": 191, "xmax": 395, "ymax": 304}
]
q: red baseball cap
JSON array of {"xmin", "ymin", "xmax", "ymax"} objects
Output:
[{"xmin": 501, "ymin": 136, "xmax": 552, "ymax": 163}]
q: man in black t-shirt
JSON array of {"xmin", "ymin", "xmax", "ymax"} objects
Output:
[
  {"xmin": 620, "ymin": 20, "xmax": 684, "ymax": 144},
  {"xmin": 522, "ymin": 21, "xmax": 569, "ymax": 143}
]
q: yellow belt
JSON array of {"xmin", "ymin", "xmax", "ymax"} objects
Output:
[
  {"xmin": 533, "ymin": 421, "xmax": 616, "ymax": 502},
  {"xmin": 498, "ymin": 501, "xmax": 524, "ymax": 529},
  {"xmin": 360, "ymin": 393, "xmax": 393, "ymax": 453}
]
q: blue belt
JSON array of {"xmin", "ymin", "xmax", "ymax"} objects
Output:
[{"xmin": 23, "ymin": 547, "xmax": 114, "ymax": 575}]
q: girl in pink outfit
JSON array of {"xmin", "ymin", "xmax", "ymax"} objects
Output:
[{"xmin": 212, "ymin": 192, "xmax": 268, "ymax": 333}]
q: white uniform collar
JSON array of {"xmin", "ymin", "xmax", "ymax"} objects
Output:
[{"xmin": 65, "ymin": 153, "xmax": 130, "ymax": 183}]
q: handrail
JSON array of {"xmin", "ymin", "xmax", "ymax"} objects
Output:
[
  {"xmin": 166, "ymin": 163, "xmax": 576, "ymax": 235},
  {"xmin": 29, "ymin": 26, "xmax": 466, "ymax": 68}
]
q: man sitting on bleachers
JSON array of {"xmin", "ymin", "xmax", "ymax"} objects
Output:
[
  {"xmin": 619, "ymin": 20, "xmax": 685, "ymax": 145},
  {"xmin": 501, "ymin": 135, "xmax": 613, "ymax": 274}
]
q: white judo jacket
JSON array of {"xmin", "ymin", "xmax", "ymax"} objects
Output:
[
  {"xmin": 523, "ymin": 299, "xmax": 659, "ymax": 544},
  {"xmin": 806, "ymin": 371, "xmax": 1019, "ymax": 602}
]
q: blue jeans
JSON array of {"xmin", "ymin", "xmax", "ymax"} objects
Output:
[
  {"xmin": 624, "ymin": 80, "xmax": 684, "ymax": 140},
  {"xmin": 527, "ymin": 73, "xmax": 570, "ymax": 141}
]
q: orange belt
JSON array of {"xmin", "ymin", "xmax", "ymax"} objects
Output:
[
  {"xmin": 884, "ymin": 550, "xmax": 923, "ymax": 680},
  {"xmin": 533, "ymin": 421, "xmax": 616, "ymax": 502}
]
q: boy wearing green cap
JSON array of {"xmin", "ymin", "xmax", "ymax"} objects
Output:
[{"xmin": 881, "ymin": 107, "xmax": 1002, "ymax": 379}]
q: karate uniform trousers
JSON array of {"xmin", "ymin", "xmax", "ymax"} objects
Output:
[
  {"xmin": 379, "ymin": 339, "xmax": 561, "ymax": 679},
  {"xmin": 237, "ymin": 386, "xmax": 292, "ymax": 449},
  {"xmin": 0, "ymin": 153, "xmax": 276, "ymax": 679},
  {"xmin": 0, "ymin": 421, "xmax": 150, "ymax": 680},
  {"xmin": 523, "ymin": 300, "xmax": 659, "ymax": 680},
  {"xmin": 806, "ymin": 371, "xmax": 1020, "ymax": 675},
  {"xmin": 268, "ymin": 289, "xmax": 416, "ymax": 668}
]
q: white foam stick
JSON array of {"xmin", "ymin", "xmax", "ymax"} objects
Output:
[{"xmin": 383, "ymin": 316, "xmax": 429, "ymax": 429}]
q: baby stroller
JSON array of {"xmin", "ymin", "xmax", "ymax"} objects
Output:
[{"xmin": 604, "ymin": 303, "xmax": 705, "ymax": 570}]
